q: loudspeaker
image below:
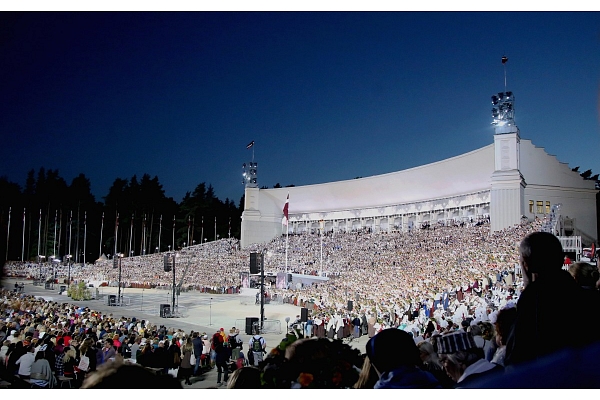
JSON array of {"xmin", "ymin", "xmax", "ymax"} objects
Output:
[
  {"xmin": 250, "ymin": 253, "xmax": 261, "ymax": 274},
  {"xmin": 245, "ymin": 317, "xmax": 259, "ymax": 335},
  {"xmin": 287, "ymin": 273, "xmax": 292, "ymax": 283},
  {"xmin": 347, "ymin": 300, "xmax": 353, "ymax": 311},
  {"xmin": 160, "ymin": 304, "xmax": 171, "ymax": 318},
  {"xmin": 108, "ymin": 295, "xmax": 116, "ymax": 306},
  {"xmin": 301, "ymin": 308, "xmax": 308, "ymax": 322}
]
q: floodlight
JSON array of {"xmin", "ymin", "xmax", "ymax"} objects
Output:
[
  {"xmin": 497, "ymin": 92, "xmax": 504, "ymax": 100},
  {"xmin": 491, "ymin": 95, "xmax": 498, "ymax": 105}
]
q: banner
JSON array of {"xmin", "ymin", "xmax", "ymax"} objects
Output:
[
  {"xmin": 276, "ymin": 272, "xmax": 286, "ymax": 289},
  {"xmin": 240, "ymin": 272, "xmax": 250, "ymax": 288}
]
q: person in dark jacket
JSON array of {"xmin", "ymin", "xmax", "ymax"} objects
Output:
[
  {"xmin": 366, "ymin": 328, "xmax": 441, "ymax": 389},
  {"xmin": 215, "ymin": 337, "xmax": 231, "ymax": 386},
  {"xmin": 504, "ymin": 232, "xmax": 600, "ymax": 366},
  {"xmin": 190, "ymin": 332, "xmax": 204, "ymax": 375}
]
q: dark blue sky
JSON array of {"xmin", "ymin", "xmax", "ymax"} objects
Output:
[{"xmin": 2, "ymin": 12, "xmax": 599, "ymax": 205}]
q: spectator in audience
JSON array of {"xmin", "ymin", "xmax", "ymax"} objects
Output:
[
  {"xmin": 490, "ymin": 304, "xmax": 517, "ymax": 367},
  {"xmin": 417, "ymin": 340, "xmax": 454, "ymax": 388},
  {"xmin": 437, "ymin": 331, "xmax": 503, "ymax": 387},
  {"xmin": 191, "ymin": 332, "xmax": 204, "ymax": 375},
  {"xmin": 504, "ymin": 232, "xmax": 597, "ymax": 366},
  {"xmin": 227, "ymin": 366, "xmax": 261, "ymax": 389},
  {"xmin": 81, "ymin": 356, "xmax": 182, "ymax": 389},
  {"xmin": 30, "ymin": 349, "xmax": 57, "ymax": 388},
  {"xmin": 366, "ymin": 328, "xmax": 441, "ymax": 388},
  {"xmin": 353, "ymin": 356, "xmax": 380, "ymax": 389},
  {"xmin": 15, "ymin": 344, "xmax": 35, "ymax": 380},
  {"xmin": 179, "ymin": 340, "xmax": 194, "ymax": 385}
]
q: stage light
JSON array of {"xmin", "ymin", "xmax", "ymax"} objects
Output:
[{"xmin": 491, "ymin": 95, "xmax": 498, "ymax": 105}]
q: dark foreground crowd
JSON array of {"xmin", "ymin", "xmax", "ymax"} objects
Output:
[{"xmin": 1, "ymin": 231, "xmax": 600, "ymax": 389}]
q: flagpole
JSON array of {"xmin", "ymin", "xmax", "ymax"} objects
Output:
[
  {"xmin": 172, "ymin": 215, "xmax": 175, "ymax": 251},
  {"xmin": 158, "ymin": 215, "xmax": 162, "ymax": 253},
  {"xmin": 37, "ymin": 209, "xmax": 42, "ymax": 260},
  {"xmin": 129, "ymin": 214, "xmax": 134, "ymax": 257},
  {"xmin": 99, "ymin": 212, "xmax": 104, "ymax": 259},
  {"xmin": 21, "ymin": 208, "xmax": 25, "ymax": 262},
  {"xmin": 214, "ymin": 217, "xmax": 217, "ymax": 241},
  {"xmin": 68, "ymin": 210, "xmax": 73, "ymax": 264},
  {"xmin": 83, "ymin": 211, "xmax": 87, "ymax": 266},
  {"xmin": 113, "ymin": 212, "xmax": 118, "ymax": 256},
  {"xmin": 284, "ymin": 193, "xmax": 289, "ymax": 281},
  {"xmin": 187, "ymin": 216, "xmax": 190, "ymax": 247},
  {"xmin": 53, "ymin": 210, "xmax": 57, "ymax": 258},
  {"xmin": 6, "ymin": 207, "xmax": 11, "ymax": 261},
  {"xmin": 57, "ymin": 210, "xmax": 62, "ymax": 259},
  {"xmin": 285, "ymin": 226, "xmax": 289, "ymax": 277},
  {"xmin": 201, "ymin": 216, "xmax": 204, "ymax": 244},
  {"xmin": 320, "ymin": 220, "xmax": 323, "ymax": 277}
]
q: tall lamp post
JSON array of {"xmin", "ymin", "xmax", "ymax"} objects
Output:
[
  {"xmin": 172, "ymin": 253, "xmax": 176, "ymax": 315},
  {"xmin": 260, "ymin": 250, "xmax": 266, "ymax": 333},
  {"xmin": 209, "ymin": 297, "xmax": 213, "ymax": 326}
]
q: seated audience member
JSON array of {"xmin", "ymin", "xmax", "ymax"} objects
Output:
[
  {"xmin": 353, "ymin": 355, "xmax": 379, "ymax": 389},
  {"xmin": 366, "ymin": 329, "xmax": 441, "ymax": 389},
  {"xmin": 417, "ymin": 340, "xmax": 454, "ymax": 388},
  {"xmin": 490, "ymin": 304, "xmax": 517, "ymax": 367},
  {"xmin": 81, "ymin": 356, "xmax": 182, "ymax": 388},
  {"xmin": 227, "ymin": 366, "xmax": 262, "ymax": 389},
  {"xmin": 30, "ymin": 350, "xmax": 57, "ymax": 388},
  {"xmin": 437, "ymin": 331, "xmax": 503, "ymax": 387}
]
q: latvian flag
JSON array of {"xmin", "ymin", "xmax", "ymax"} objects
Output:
[
  {"xmin": 282, "ymin": 194, "xmax": 289, "ymax": 226},
  {"xmin": 246, "ymin": 141, "xmax": 255, "ymax": 149}
]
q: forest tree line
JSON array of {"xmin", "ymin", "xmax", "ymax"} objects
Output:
[{"xmin": 0, "ymin": 168, "xmax": 244, "ymax": 265}]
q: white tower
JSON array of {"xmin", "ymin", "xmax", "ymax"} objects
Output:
[{"xmin": 489, "ymin": 57, "xmax": 526, "ymax": 232}]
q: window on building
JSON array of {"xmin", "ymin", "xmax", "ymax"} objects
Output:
[
  {"xmin": 536, "ymin": 201, "xmax": 544, "ymax": 214},
  {"xmin": 546, "ymin": 201, "xmax": 551, "ymax": 214},
  {"xmin": 529, "ymin": 200, "xmax": 534, "ymax": 214}
]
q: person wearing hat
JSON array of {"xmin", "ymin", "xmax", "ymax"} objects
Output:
[
  {"xmin": 437, "ymin": 331, "xmax": 502, "ymax": 387},
  {"xmin": 365, "ymin": 328, "xmax": 441, "ymax": 389}
]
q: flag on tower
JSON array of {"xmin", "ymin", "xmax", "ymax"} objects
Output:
[
  {"xmin": 502, "ymin": 55, "xmax": 508, "ymax": 64},
  {"xmin": 246, "ymin": 140, "xmax": 255, "ymax": 149},
  {"xmin": 282, "ymin": 194, "xmax": 289, "ymax": 226}
]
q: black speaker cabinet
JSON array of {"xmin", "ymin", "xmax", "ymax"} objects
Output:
[
  {"xmin": 347, "ymin": 300, "xmax": 353, "ymax": 311},
  {"xmin": 301, "ymin": 307, "xmax": 309, "ymax": 322},
  {"xmin": 160, "ymin": 304, "xmax": 171, "ymax": 318},
  {"xmin": 250, "ymin": 252, "xmax": 262, "ymax": 274},
  {"xmin": 108, "ymin": 295, "xmax": 116, "ymax": 306},
  {"xmin": 245, "ymin": 317, "xmax": 259, "ymax": 335}
]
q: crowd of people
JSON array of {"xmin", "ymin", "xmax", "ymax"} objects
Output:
[
  {"xmin": 0, "ymin": 286, "xmax": 256, "ymax": 388},
  {"xmin": 2, "ymin": 217, "xmax": 600, "ymax": 388},
  {"xmin": 4, "ymin": 218, "xmax": 538, "ymax": 338}
]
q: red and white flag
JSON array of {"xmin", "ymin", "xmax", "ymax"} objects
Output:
[{"xmin": 282, "ymin": 194, "xmax": 289, "ymax": 226}]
